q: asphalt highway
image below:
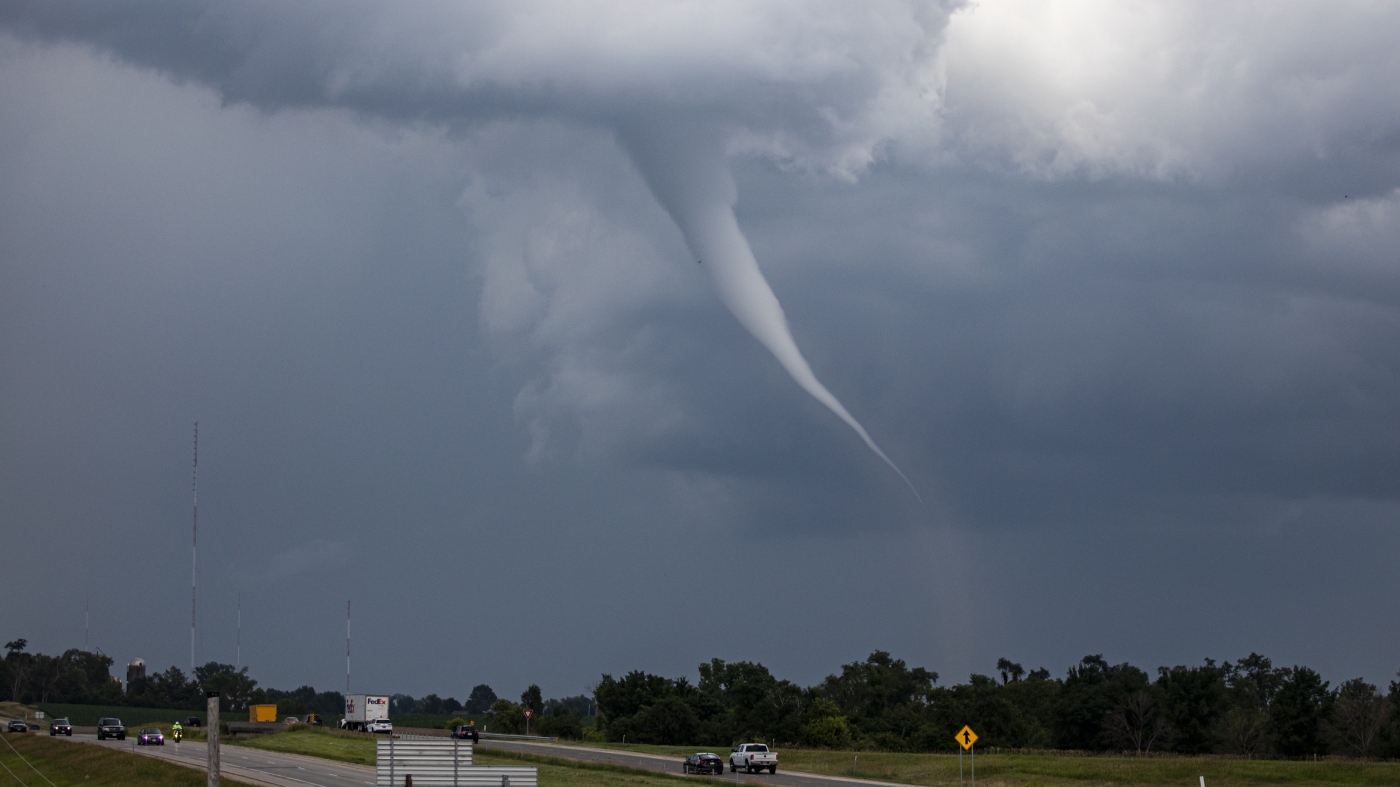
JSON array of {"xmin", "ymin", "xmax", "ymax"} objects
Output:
[
  {"xmin": 55, "ymin": 731, "xmax": 907, "ymax": 787},
  {"xmin": 477, "ymin": 739, "xmax": 907, "ymax": 787},
  {"xmin": 65, "ymin": 733, "xmax": 376, "ymax": 787}
]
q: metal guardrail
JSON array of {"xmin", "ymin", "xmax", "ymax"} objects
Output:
[{"xmin": 376, "ymin": 738, "xmax": 539, "ymax": 787}]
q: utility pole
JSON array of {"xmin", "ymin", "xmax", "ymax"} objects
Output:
[
  {"xmin": 236, "ymin": 591, "xmax": 241, "ymax": 670},
  {"xmin": 345, "ymin": 600, "xmax": 351, "ymax": 697}
]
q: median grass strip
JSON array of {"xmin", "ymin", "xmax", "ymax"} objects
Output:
[
  {"xmin": 0, "ymin": 731, "xmax": 258, "ymax": 786},
  {"xmin": 229, "ymin": 727, "xmax": 694, "ymax": 787},
  {"xmin": 229, "ymin": 725, "xmax": 377, "ymax": 765}
]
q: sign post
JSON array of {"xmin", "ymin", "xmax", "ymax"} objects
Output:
[
  {"xmin": 955, "ymin": 725, "xmax": 978, "ymax": 787},
  {"xmin": 524, "ymin": 708, "xmax": 533, "ymax": 737},
  {"xmin": 207, "ymin": 691, "xmax": 221, "ymax": 787}
]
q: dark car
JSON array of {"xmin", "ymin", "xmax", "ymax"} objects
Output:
[
  {"xmin": 97, "ymin": 717, "xmax": 126, "ymax": 740},
  {"xmin": 137, "ymin": 727, "xmax": 165, "ymax": 746},
  {"xmin": 184, "ymin": 716, "xmax": 202, "ymax": 727},
  {"xmin": 682, "ymin": 753, "xmax": 725, "ymax": 775},
  {"xmin": 302, "ymin": 714, "xmax": 324, "ymax": 726},
  {"xmin": 6, "ymin": 720, "xmax": 29, "ymax": 733},
  {"xmin": 450, "ymin": 724, "xmax": 480, "ymax": 743},
  {"xmin": 49, "ymin": 718, "xmax": 72, "ymax": 736}
]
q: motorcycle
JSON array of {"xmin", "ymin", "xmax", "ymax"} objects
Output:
[{"xmin": 172, "ymin": 727, "xmax": 183, "ymax": 743}]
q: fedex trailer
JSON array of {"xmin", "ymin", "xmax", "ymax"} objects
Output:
[{"xmin": 341, "ymin": 694, "xmax": 390, "ymax": 731}]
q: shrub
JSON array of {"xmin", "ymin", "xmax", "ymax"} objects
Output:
[{"xmin": 801, "ymin": 716, "xmax": 852, "ymax": 749}]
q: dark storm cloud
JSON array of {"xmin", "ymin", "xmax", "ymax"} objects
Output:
[{"xmin": 3, "ymin": 0, "xmax": 1400, "ymax": 698}]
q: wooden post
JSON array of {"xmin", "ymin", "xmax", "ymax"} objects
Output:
[{"xmin": 206, "ymin": 692, "xmax": 220, "ymax": 787}]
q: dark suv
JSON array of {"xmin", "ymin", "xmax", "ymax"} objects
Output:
[
  {"xmin": 97, "ymin": 718, "xmax": 126, "ymax": 740},
  {"xmin": 450, "ymin": 723, "xmax": 480, "ymax": 743},
  {"xmin": 49, "ymin": 718, "xmax": 72, "ymax": 736}
]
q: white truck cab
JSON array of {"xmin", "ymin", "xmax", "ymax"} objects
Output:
[{"xmin": 730, "ymin": 743, "xmax": 777, "ymax": 774}]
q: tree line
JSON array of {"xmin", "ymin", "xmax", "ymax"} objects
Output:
[
  {"xmin": 0, "ymin": 638, "xmax": 589, "ymax": 735},
  {"xmin": 1, "ymin": 638, "xmax": 340, "ymax": 717},
  {"xmin": 8, "ymin": 636, "xmax": 1397, "ymax": 757},
  {"xmin": 594, "ymin": 652, "xmax": 1399, "ymax": 758}
]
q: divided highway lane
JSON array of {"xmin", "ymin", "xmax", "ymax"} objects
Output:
[
  {"xmin": 477, "ymin": 739, "xmax": 908, "ymax": 787},
  {"xmin": 60, "ymin": 731, "xmax": 909, "ymax": 787},
  {"xmin": 64, "ymin": 733, "xmax": 376, "ymax": 787}
]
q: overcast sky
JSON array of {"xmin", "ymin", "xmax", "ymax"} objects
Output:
[{"xmin": 2, "ymin": 1, "xmax": 1398, "ymax": 702}]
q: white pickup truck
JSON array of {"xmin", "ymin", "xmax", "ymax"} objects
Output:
[{"xmin": 729, "ymin": 743, "xmax": 778, "ymax": 774}]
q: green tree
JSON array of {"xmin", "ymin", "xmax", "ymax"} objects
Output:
[
  {"xmin": 819, "ymin": 651, "xmax": 938, "ymax": 723},
  {"xmin": 491, "ymin": 699, "xmax": 526, "ymax": 734},
  {"xmin": 1156, "ymin": 661, "xmax": 1227, "ymax": 754},
  {"xmin": 595, "ymin": 670, "xmax": 678, "ymax": 737},
  {"xmin": 465, "ymin": 684, "xmax": 497, "ymax": 714},
  {"xmin": 4, "ymin": 639, "xmax": 31, "ymax": 702},
  {"xmin": 521, "ymin": 685, "xmax": 544, "ymax": 715},
  {"xmin": 1326, "ymin": 678, "xmax": 1387, "ymax": 757},
  {"xmin": 1269, "ymin": 666, "xmax": 1332, "ymax": 757},
  {"xmin": 1053, "ymin": 655, "xmax": 1150, "ymax": 751},
  {"xmin": 632, "ymin": 697, "xmax": 700, "ymax": 744},
  {"xmin": 997, "ymin": 659, "xmax": 1026, "ymax": 684},
  {"xmin": 195, "ymin": 662, "xmax": 257, "ymax": 712},
  {"xmin": 801, "ymin": 716, "xmax": 852, "ymax": 748}
]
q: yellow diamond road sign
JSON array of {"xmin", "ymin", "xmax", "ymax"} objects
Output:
[{"xmin": 956, "ymin": 725, "xmax": 978, "ymax": 750}]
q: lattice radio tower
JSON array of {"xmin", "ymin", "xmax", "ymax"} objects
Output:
[{"xmin": 191, "ymin": 422, "xmax": 198, "ymax": 673}]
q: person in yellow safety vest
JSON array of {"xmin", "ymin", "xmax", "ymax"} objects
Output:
[{"xmin": 172, "ymin": 721, "xmax": 183, "ymax": 742}]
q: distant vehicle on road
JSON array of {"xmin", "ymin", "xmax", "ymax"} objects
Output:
[
  {"xmin": 284, "ymin": 717, "xmax": 301, "ymax": 724},
  {"xmin": 730, "ymin": 743, "xmax": 777, "ymax": 774},
  {"xmin": 451, "ymin": 723, "xmax": 479, "ymax": 743},
  {"xmin": 366, "ymin": 718, "xmax": 393, "ymax": 734},
  {"xmin": 6, "ymin": 720, "xmax": 29, "ymax": 733},
  {"xmin": 341, "ymin": 694, "xmax": 390, "ymax": 732},
  {"xmin": 682, "ymin": 753, "xmax": 724, "ymax": 775},
  {"xmin": 97, "ymin": 718, "xmax": 126, "ymax": 740},
  {"xmin": 137, "ymin": 728, "xmax": 165, "ymax": 746},
  {"xmin": 49, "ymin": 718, "xmax": 72, "ymax": 736},
  {"xmin": 302, "ymin": 714, "xmax": 323, "ymax": 726},
  {"xmin": 184, "ymin": 716, "xmax": 202, "ymax": 727}
]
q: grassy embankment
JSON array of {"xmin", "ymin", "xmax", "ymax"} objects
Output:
[
  {"xmin": 233, "ymin": 727, "xmax": 1400, "ymax": 787},
  {"xmin": 231, "ymin": 726, "xmax": 687, "ymax": 787},
  {"xmin": 0, "ymin": 729, "xmax": 258, "ymax": 786},
  {"xmin": 554, "ymin": 741, "xmax": 1400, "ymax": 787}
]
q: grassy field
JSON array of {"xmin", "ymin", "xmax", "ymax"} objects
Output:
[
  {"xmin": 34, "ymin": 703, "xmax": 201, "ymax": 727},
  {"xmin": 543, "ymin": 741, "xmax": 1400, "ymax": 787},
  {"xmin": 0, "ymin": 729, "xmax": 258, "ymax": 786},
  {"xmin": 226, "ymin": 727, "xmax": 1400, "ymax": 787}
]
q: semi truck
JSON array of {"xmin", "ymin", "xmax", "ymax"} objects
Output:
[{"xmin": 340, "ymin": 694, "xmax": 390, "ymax": 731}]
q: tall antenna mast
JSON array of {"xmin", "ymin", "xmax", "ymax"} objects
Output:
[
  {"xmin": 85, "ymin": 598, "xmax": 90, "ymax": 651},
  {"xmin": 236, "ymin": 591, "xmax": 241, "ymax": 670},
  {"xmin": 191, "ymin": 422, "xmax": 198, "ymax": 673},
  {"xmin": 346, "ymin": 600, "xmax": 351, "ymax": 696}
]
